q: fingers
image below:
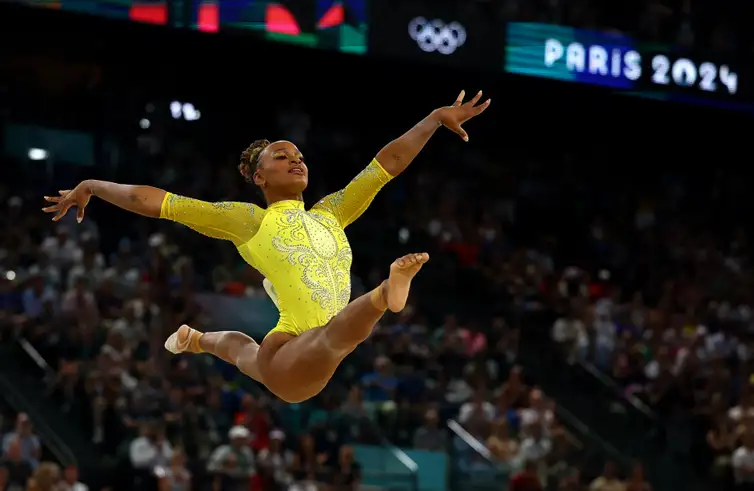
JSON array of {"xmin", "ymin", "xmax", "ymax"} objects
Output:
[
  {"xmin": 52, "ymin": 203, "xmax": 73, "ymax": 222},
  {"xmin": 463, "ymin": 90, "xmax": 483, "ymax": 107},
  {"xmin": 42, "ymin": 200, "xmax": 73, "ymax": 221},
  {"xmin": 473, "ymin": 98, "xmax": 492, "ymax": 115},
  {"xmin": 452, "ymin": 90, "xmax": 465, "ymax": 107},
  {"xmin": 59, "ymin": 190, "xmax": 71, "ymax": 195},
  {"xmin": 76, "ymin": 207, "xmax": 86, "ymax": 223},
  {"xmin": 44, "ymin": 196, "xmax": 62, "ymax": 203},
  {"xmin": 448, "ymin": 124, "xmax": 469, "ymax": 142}
]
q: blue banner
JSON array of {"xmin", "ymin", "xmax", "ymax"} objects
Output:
[{"xmin": 505, "ymin": 22, "xmax": 751, "ymax": 112}]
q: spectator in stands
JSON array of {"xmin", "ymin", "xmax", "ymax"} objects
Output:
[
  {"xmin": 129, "ymin": 422, "xmax": 173, "ymax": 472},
  {"xmin": 552, "ymin": 307, "xmax": 588, "ymax": 365},
  {"xmin": 57, "ymin": 466, "xmax": 87, "ymax": 491},
  {"xmin": 257, "ymin": 429, "xmax": 293, "ymax": 490},
  {"xmin": 21, "ymin": 271, "xmax": 57, "ymax": 321},
  {"xmin": 290, "ymin": 433, "xmax": 326, "ymax": 485},
  {"xmin": 155, "ymin": 449, "xmax": 191, "ymax": 491},
  {"xmin": 0, "ymin": 439, "xmax": 32, "ymax": 491},
  {"xmin": 519, "ymin": 389, "xmax": 555, "ymax": 436},
  {"xmin": 487, "ymin": 419, "xmax": 518, "ymax": 464},
  {"xmin": 2, "ymin": 414, "xmax": 39, "ymax": 468},
  {"xmin": 518, "ymin": 423, "xmax": 552, "ymax": 479},
  {"xmin": 458, "ymin": 390, "xmax": 496, "ymax": 429},
  {"xmin": 207, "ymin": 426, "xmax": 255, "ymax": 491},
  {"xmin": 360, "ymin": 356, "xmax": 398, "ymax": 404},
  {"xmin": 327, "ymin": 445, "xmax": 361, "ymax": 491},
  {"xmin": 558, "ymin": 468, "xmax": 585, "ymax": 491},
  {"xmin": 625, "ymin": 462, "xmax": 650, "ymax": 491},
  {"xmin": 509, "ymin": 459, "xmax": 543, "ymax": 491},
  {"xmin": 707, "ymin": 413, "xmax": 735, "ymax": 479},
  {"xmin": 0, "ymin": 465, "xmax": 8, "ymax": 491},
  {"xmin": 733, "ymin": 429, "xmax": 754, "ymax": 490},
  {"xmin": 589, "ymin": 461, "xmax": 625, "ymax": 491},
  {"xmin": 412, "ymin": 408, "xmax": 447, "ymax": 451},
  {"xmin": 26, "ymin": 462, "xmax": 60, "ymax": 491}
]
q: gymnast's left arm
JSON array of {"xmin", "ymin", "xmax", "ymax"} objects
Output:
[
  {"xmin": 314, "ymin": 90, "xmax": 490, "ymax": 227},
  {"xmin": 375, "ymin": 89, "xmax": 491, "ymax": 176}
]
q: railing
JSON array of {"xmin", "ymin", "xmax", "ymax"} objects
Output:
[
  {"xmin": 0, "ymin": 372, "xmax": 77, "ymax": 467},
  {"xmin": 578, "ymin": 359, "xmax": 657, "ymax": 422},
  {"xmin": 446, "ymin": 419, "xmax": 510, "ymax": 491}
]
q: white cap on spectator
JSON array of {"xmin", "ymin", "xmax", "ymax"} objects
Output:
[
  {"xmin": 228, "ymin": 425, "xmax": 251, "ymax": 440},
  {"xmin": 269, "ymin": 429, "xmax": 285, "ymax": 441},
  {"xmin": 149, "ymin": 233, "xmax": 165, "ymax": 247}
]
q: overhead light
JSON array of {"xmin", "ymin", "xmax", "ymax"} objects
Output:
[
  {"xmin": 139, "ymin": 118, "xmax": 151, "ymax": 129},
  {"xmin": 28, "ymin": 148, "xmax": 48, "ymax": 161},
  {"xmin": 170, "ymin": 101, "xmax": 201, "ymax": 121}
]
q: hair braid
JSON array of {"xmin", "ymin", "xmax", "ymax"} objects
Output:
[{"xmin": 239, "ymin": 139, "xmax": 271, "ymax": 184}]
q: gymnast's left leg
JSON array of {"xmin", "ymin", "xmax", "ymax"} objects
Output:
[{"xmin": 255, "ymin": 252, "xmax": 429, "ymax": 402}]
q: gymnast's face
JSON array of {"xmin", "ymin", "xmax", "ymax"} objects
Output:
[{"xmin": 254, "ymin": 140, "xmax": 309, "ymax": 196}]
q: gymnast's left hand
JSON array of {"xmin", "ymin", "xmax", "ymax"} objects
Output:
[{"xmin": 434, "ymin": 90, "xmax": 491, "ymax": 142}]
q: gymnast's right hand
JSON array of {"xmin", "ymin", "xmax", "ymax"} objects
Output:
[{"xmin": 43, "ymin": 181, "xmax": 93, "ymax": 223}]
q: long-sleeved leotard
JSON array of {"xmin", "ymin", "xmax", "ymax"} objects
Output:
[{"xmin": 160, "ymin": 159, "xmax": 393, "ymax": 336}]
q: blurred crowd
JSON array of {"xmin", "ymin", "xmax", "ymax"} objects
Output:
[{"xmin": 1, "ymin": 0, "xmax": 753, "ymax": 491}]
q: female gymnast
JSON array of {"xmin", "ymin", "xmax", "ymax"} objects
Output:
[{"xmin": 43, "ymin": 90, "xmax": 490, "ymax": 403}]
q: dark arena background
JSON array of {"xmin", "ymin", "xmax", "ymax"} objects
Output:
[{"xmin": 0, "ymin": 1, "xmax": 752, "ymax": 491}]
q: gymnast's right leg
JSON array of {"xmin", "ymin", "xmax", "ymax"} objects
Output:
[{"xmin": 165, "ymin": 326, "xmax": 263, "ymax": 382}]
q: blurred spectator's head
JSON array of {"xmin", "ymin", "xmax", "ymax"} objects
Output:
[
  {"xmin": 15, "ymin": 413, "xmax": 32, "ymax": 436},
  {"xmin": 30, "ymin": 462, "xmax": 60, "ymax": 491},
  {"xmin": 62, "ymin": 465, "xmax": 79, "ymax": 485},
  {"xmin": 228, "ymin": 425, "xmax": 251, "ymax": 449},
  {"xmin": 508, "ymin": 365, "xmax": 523, "ymax": 384},
  {"xmin": 338, "ymin": 445, "xmax": 355, "ymax": 465},
  {"xmin": 347, "ymin": 385, "xmax": 362, "ymax": 403},
  {"xmin": 269, "ymin": 429, "xmax": 285, "ymax": 452},
  {"xmin": 143, "ymin": 421, "xmax": 166, "ymax": 442},
  {"xmin": 424, "ymin": 408, "xmax": 439, "ymax": 428},
  {"xmin": 529, "ymin": 389, "xmax": 543, "ymax": 408},
  {"xmin": 375, "ymin": 356, "xmax": 392, "ymax": 375},
  {"xmin": 170, "ymin": 448, "xmax": 186, "ymax": 468},
  {"xmin": 492, "ymin": 419, "xmax": 510, "ymax": 438},
  {"xmin": 240, "ymin": 393, "xmax": 256, "ymax": 411},
  {"xmin": 299, "ymin": 433, "xmax": 315, "ymax": 453}
]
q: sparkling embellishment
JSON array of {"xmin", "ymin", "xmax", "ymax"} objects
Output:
[{"xmin": 163, "ymin": 160, "xmax": 391, "ymax": 335}]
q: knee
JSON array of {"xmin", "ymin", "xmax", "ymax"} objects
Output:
[
  {"xmin": 275, "ymin": 392, "xmax": 309, "ymax": 404},
  {"xmin": 268, "ymin": 385, "xmax": 323, "ymax": 404}
]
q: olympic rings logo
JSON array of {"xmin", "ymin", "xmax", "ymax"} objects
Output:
[{"xmin": 408, "ymin": 17, "xmax": 467, "ymax": 55}]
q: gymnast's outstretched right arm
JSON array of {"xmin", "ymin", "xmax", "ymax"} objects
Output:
[{"xmin": 43, "ymin": 180, "xmax": 263, "ymax": 245}]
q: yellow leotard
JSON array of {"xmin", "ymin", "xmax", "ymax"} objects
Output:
[{"xmin": 160, "ymin": 159, "xmax": 393, "ymax": 336}]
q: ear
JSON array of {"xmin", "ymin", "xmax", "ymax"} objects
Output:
[{"xmin": 253, "ymin": 170, "xmax": 265, "ymax": 188}]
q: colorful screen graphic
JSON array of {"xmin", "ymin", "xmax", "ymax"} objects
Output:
[
  {"xmin": 212, "ymin": 0, "xmax": 367, "ymax": 54},
  {"xmin": 505, "ymin": 22, "xmax": 751, "ymax": 112},
  {"xmin": 8, "ymin": 0, "xmax": 168, "ymax": 25}
]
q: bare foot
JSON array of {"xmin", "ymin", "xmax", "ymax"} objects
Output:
[
  {"xmin": 164, "ymin": 324, "xmax": 203, "ymax": 354},
  {"xmin": 385, "ymin": 253, "xmax": 429, "ymax": 312}
]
